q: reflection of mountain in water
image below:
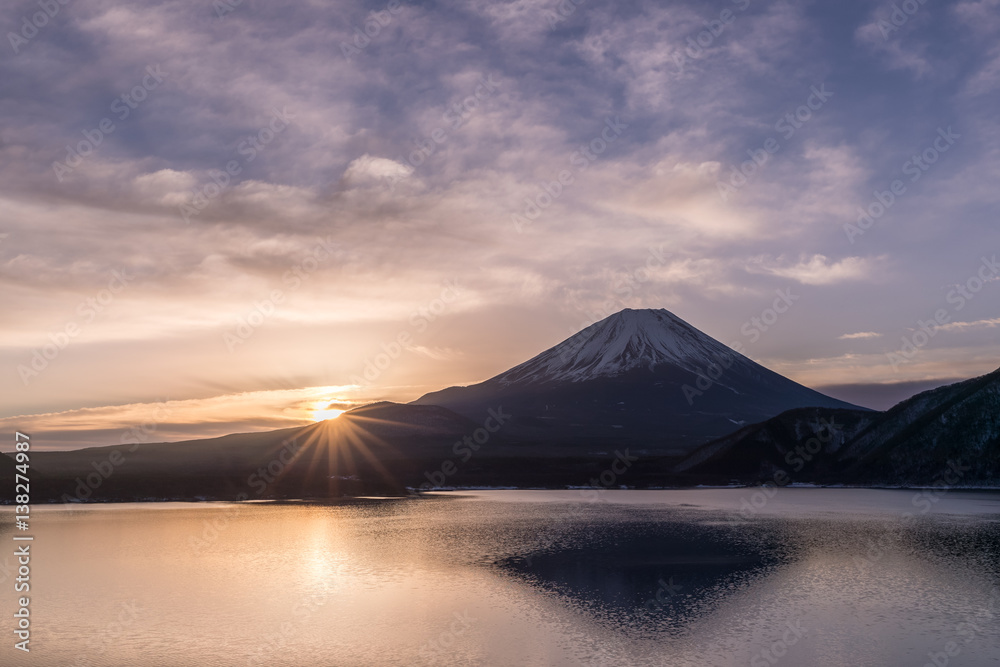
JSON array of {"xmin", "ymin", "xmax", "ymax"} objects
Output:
[{"xmin": 495, "ymin": 518, "xmax": 788, "ymax": 632}]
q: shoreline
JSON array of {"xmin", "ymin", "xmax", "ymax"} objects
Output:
[{"xmin": 5, "ymin": 484, "xmax": 1000, "ymax": 506}]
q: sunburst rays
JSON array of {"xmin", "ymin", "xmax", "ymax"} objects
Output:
[{"xmin": 270, "ymin": 407, "xmax": 410, "ymax": 495}]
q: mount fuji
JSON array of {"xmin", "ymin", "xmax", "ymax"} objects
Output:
[
  {"xmin": 26, "ymin": 308, "xmax": 1000, "ymax": 500},
  {"xmin": 413, "ymin": 308, "xmax": 865, "ymax": 455}
]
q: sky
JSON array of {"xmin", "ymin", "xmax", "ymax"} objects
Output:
[{"xmin": 2, "ymin": 0, "xmax": 999, "ymax": 449}]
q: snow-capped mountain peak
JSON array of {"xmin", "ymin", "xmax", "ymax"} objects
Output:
[
  {"xmin": 411, "ymin": 306, "xmax": 862, "ymax": 454},
  {"xmin": 493, "ymin": 308, "xmax": 746, "ymax": 385}
]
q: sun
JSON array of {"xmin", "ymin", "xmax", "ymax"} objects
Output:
[
  {"xmin": 305, "ymin": 390, "xmax": 358, "ymax": 422},
  {"xmin": 312, "ymin": 407, "xmax": 346, "ymax": 421}
]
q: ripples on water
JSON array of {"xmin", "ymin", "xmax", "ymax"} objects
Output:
[{"xmin": 1, "ymin": 489, "xmax": 999, "ymax": 666}]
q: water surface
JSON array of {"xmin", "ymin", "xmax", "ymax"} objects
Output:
[{"xmin": 3, "ymin": 489, "xmax": 999, "ymax": 666}]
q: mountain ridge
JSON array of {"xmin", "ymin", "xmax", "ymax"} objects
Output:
[
  {"xmin": 675, "ymin": 365, "xmax": 1000, "ymax": 485},
  {"xmin": 413, "ymin": 307, "xmax": 865, "ymax": 454}
]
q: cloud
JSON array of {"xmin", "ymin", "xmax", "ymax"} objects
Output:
[
  {"xmin": 0, "ymin": 386, "xmax": 361, "ymax": 450},
  {"xmin": 341, "ymin": 154, "xmax": 414, "ymax": 188},
  {"xmin": 407, "ymin": 345, "xmax": 463, "ymax": 361},
  {"xmin": 132, "ymin": 169, "xmax": 198, "ymax": 206},
  {"xmin": 2, "ymin": 0, "xmax": 1000, "ymax": 446},
  {"xmin": 839, "ymin": 331, "xmax": 882, "ymax": 340},
  {"xmin": 855, "ymin": 21, "xmax": 932, "ymax": 78},
  {"xmin": 746, "ymin": 255, "xmax": 881, "ymax": 285},
  {"xmin": 934, "ymin": 317, "xmax": 1000, "ymax": 332},
  {"xmin": 953, "ymin": 0, "xmax": 1000, "ymax": 34}
]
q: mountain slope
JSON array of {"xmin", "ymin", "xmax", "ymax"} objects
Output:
[
  {"xmin": 674, "ymin": 366, "xmax": 1000, "ymax": 485},
  {"xmin": 673, "ymin": 407, "xmax": 876, "ymax": 482},
  {"xmin": 27, "ymin": 403, "xmax": 478, "ymax": 501},
  {"xmin": 0, "ymin": 453, "xmax": 17, "ymax": 485},
  {"xmin": 836, "ymin": 366, "xmax": 1000, "ymax": 484},
  {"xmin": 414, "ymin": 308, "xmax": 865, "ymax": 455}
]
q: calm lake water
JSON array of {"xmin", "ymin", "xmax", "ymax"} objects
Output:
[{"xmin": 2, "ymin": 489, "xmax": 1000, "ymax": 666}]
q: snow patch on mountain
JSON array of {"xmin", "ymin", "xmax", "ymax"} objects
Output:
[{"xmin": 493, "ymin": 308, "xmax": 752, "ymax": 385}]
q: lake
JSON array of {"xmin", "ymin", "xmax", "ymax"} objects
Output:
[{"xmin": 3, "ymin": 489, "xmax": 1000, "ymax": 666}]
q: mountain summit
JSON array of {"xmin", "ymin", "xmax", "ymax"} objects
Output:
[
  {"xmin": 414, "ymin": 308, "xmax": 864, "ymax": 455},
  {"xmin": 494, "ymin": 308, "xmax": 758, "ymax": 386}
]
